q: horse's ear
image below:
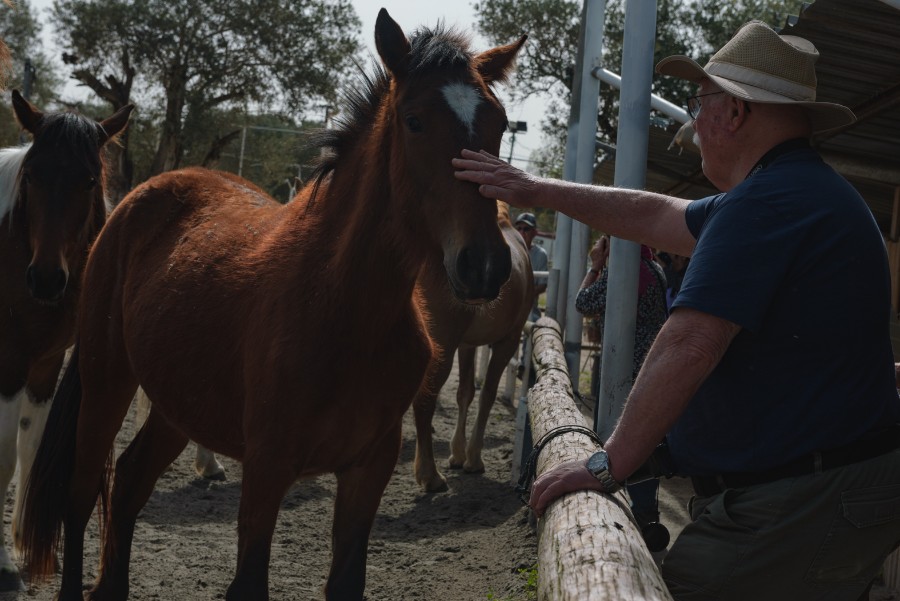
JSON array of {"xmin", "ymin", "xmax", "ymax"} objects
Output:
[
  {"xmin": 374, "ymin": 8, "xmax": 410, "ymax": 77},
  {"xmin": 12, "ymin": 89, "xmax": 43, "ymax": 134},
  {"xmin": 98, "ymin": 104, "xmax": 135, "ymax": 147},
  {"xmin": 476, "ymin": 35, "xmax": 527, "ymax": 85}
]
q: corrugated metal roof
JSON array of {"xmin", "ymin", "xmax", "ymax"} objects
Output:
[{"xmin": 595, "ymin": 0, "xmax": 900, "ymax": 234}]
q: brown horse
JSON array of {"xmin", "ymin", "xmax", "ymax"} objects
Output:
[
  {"xmin": 21, "ymin": 10, "xmax": 524, "ymax": 601},
  {"xmin": 0, "ymin": 92, "xmax": 132, "ymax": 592},
  {"xmin": 414, "ymin": 202, "xmax": 533, "ymax": 492}
]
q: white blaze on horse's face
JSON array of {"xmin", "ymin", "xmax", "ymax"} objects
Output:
[{"xmin": 441, "ymin": 82, "xmax": 482, "ymax": 139}]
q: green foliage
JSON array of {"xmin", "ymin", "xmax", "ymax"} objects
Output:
[
  {"xmin": 48, "ymin": 0, "xmax": 363, "ymax": 183},
  {"xmin": 0, "ymin": 0, "xmax": 63, "ymax": 146},
  {"xmin": 474, "ymin": 0, "xmax": 806, "ymax": 176}
]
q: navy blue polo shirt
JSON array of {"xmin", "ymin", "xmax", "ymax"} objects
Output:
[{"xmin": 668, "ymin": 139, "xmax": 900, "ymax": 476}]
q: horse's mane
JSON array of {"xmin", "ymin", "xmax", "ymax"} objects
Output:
[
  {"xmin": 0, "ymin": 145, "xmax": 26, "ymax": 223},
  {"xmin": 29, "ymin": 112, "xmax": 104, "ymax": 170},
  {"xmin": 307, "ymin": 23, "xmax": 475, "ymax": 200}
]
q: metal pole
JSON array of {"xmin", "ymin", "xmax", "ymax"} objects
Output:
[
  {"xmin": 595, "ymin": 0, "xmax": 657, "ymax": 440},
  {"xmin": 562, "ymin": 0, "xmax": 608, "ymax": 387},
  {"xmin": 238, "ymin": 126, "xmax": 247, "ymax": 177}
]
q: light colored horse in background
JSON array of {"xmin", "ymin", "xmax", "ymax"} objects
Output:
[{"xmin": 413, "ymin": 202, "xmax": 533, "ymax": 492}]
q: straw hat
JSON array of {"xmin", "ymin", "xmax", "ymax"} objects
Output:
[{"xmin": 656, "ymin": 20, "xmax": 855, "ymax": 134}]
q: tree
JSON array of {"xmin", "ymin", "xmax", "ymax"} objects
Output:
[
  {"xmin": 0, "ymin": 0, "xmax": 62, "ymax": 145},
  {"xmin": 474, "ymin": 0, "xmax": 800, "ymax": 176},
  {"xmin": 50, "ymin": 0, "xmax": 361, "ymax": 194}
]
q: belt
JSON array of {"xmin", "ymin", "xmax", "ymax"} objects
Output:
[{"xmin": 691, "ymin": 424, "xmax": 900, "ymax": 497}]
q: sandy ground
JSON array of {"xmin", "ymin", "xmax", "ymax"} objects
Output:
[{"xmin": 3, "ymin": 348, "xmax": 898, "ymax": 600}]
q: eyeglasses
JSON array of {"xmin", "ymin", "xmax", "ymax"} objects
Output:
[{"xmin": 686, "ymin": 91, "xmax": 726, "ymax": 120}]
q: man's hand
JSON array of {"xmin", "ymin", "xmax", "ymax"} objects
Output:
[
  {"xmin": 529, "ymin": 458, "xmax": 606, "ymax": 518},
  {"xmin": 452, "ymin": 149, "xmax": 541, "ymax": 207}
]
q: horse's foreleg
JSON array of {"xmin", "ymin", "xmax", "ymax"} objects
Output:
[
  {"xmin": 328, "ymin": 422, "xmax": 401, "ymax": 601},
  {"xmin": 449, "ymin": 345, "xmax": 477, "ymax": 470},
  {"xmin": 12, "ymin": 393, "xmax": 54, "ymax": 558},
  {"xmin": 465, "ymin": 335, "xmax": 520, "ymax": 474},
  {"xmin": 194, "ymin": 444, "xmax": 226, "ymax": 481},
  {"xmin": 413, "ymin": 356, "xmax": 455, "ymax": 493},
  {"xmin": 88, "ymin": 407, "xmax": 188, "ymax": 601},
  {"xmin": 226, "ymin": 454, "xmax": 295, "ymax": 601},
  {"xmin": 0, "ymin": 389, "xmax": 24, "ymax": 592},
  {"xmin": 412, "ymin": 390, "xmax": 447, "ymax": 493}
]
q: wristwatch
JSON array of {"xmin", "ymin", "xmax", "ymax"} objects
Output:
[{"xmin": 586, "ymin": 450, "xmax": 622, "ymax": 493}]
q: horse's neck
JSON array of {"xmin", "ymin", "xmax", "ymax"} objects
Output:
[{"xmin": 290, "ymin": 171, "xmax": 428, "ymax": 319}]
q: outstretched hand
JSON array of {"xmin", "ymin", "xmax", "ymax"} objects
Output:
[{"xmin": 452, "ymin": 149, "xmax": 541, "ymax": 207}]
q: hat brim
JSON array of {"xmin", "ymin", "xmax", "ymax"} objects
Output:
[{"xmin": 656, "ymin": 55, "xmax": 856, "ymax": 134}]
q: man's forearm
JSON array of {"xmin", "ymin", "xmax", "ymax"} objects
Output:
[{"xmin": 535, "ymin": 178, "xmax": 696, "ymax": 257}]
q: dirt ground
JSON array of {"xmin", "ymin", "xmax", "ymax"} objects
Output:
[
  {"xmin": 2, "ymin": 352, "xmax": 539, "ymax": 601},
  {"xmin": 3, "ymin": 349, "xmax": 899, "ymax": 601}
]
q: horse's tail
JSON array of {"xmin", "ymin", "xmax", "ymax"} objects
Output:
[{"xmin": 20, "ymin": 343, "xmax": 104, "ymax": 581}]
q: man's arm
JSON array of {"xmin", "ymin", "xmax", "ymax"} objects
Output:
[
  {"xmin": 453, "ymin": 150, "xmax": 696, "ymax": 256},
  {"xmin": 529, "ymin": 307, "xmax": 740, "ymax": 517}
]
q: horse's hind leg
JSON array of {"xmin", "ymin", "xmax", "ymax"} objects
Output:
[
  {"xmin": 0, "ymin": 388, "xmax": 24, "ymax": 592},
  {"xmin": 88, "ymin": 406, "xmax": 189, "ymax": 601},
  {"xmin": 327, "ymin": 422, "xmax": 402, "ymax": 600},
  {"xmin": 58, "ymin": 370, "xmax": 137, "ymax": 600},
  {"xmin": 465, "ymin": 334, "xmax": 520, "ymax": 474},
  {"xmin": 449, "ymin": 344, "xmax": 478, "ymax": 470}
]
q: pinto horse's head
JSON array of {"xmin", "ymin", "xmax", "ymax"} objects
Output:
[
  {"xmin": 12, "ymin": 90, "xmax": 133, "ymax": 304},
  {"xmin": 375, "ymin": 10, "xmax": 526, "ymax": 304}
]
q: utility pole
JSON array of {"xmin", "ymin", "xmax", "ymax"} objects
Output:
[{"xmin": 506, "ymin": 120, "xmax": 527, "ymax": 164}]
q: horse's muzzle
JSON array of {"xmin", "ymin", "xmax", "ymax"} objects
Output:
[
  {"xmin": 448, "ymin": 245, "xmax": 512, "ymax": 304},
  {"xmin": 26, "ymin": 265, "xmax": 68, "ymax": 304}
]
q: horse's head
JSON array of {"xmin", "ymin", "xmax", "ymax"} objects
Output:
[
  {"xmin": 12, "ymin": 90, "xmax": 133, "ymax": 304},
  {"xmin": 375, "ymin": 10, "xmax": 526, "ymax": 304}
]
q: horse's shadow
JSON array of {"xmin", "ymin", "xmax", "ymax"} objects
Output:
[{"xmin": 137, "ymin": 476, "xmax": 334, "ymax": 527}]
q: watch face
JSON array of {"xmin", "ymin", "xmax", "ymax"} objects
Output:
[{"xmin": 587, "ymin": 451, "xmax": 610, "ymax": 475}]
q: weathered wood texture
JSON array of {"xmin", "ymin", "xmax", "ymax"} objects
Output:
[{"xmin": 528, "ymin": 316, "xmax": 673, "ymax": 601}]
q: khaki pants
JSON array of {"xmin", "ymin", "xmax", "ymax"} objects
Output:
[{"xmin": 662, "ymin": 448, "xmax": 900, "ymax": 600}]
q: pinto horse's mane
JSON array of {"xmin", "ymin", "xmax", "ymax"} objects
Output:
[
  {"xmin": 308, "ymin": 23, "xmax": 475, "ymax": 197},
  {"xmin": 0, "ymin": 145, "xmax": 26, "ymax": 223}
]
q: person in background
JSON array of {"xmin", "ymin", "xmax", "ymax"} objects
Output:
[
  {"xmin": 656, "ymin": 251, "xmax": 690, "ymax": 311},
  {"xmin": 514, "ymin": 212, "xmax": 548, "ymax": 323},
  {"xmin": 576, "ymin": 235, "xmax": 668, "ymax": 547},
  {"xmin": 453, "ymin": 20, "xmax": 900, "ymax": 600}
]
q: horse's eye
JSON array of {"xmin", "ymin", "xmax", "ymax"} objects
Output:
[
  {"xmin": 502, "ymin": 119, "xmax": 510, "ymax": 135},
  {"xmin": 86, "ymin": 178, "xmax": 97, "ymax": 190},
  {"xmin": 21, "ymin": 171, "xmax": 30, "ymax": 185},
  {"xmin": 405, "ymin": 115, "xmax": 423, "ymax": 133}
]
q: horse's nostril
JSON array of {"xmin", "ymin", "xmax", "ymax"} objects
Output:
[
  {"xmin": 55, "ymin": 268, "xmax": 68, "ymax": 293},
  {"xmin": 26, "ymin": 265, "xmax": 37, "ymax": 293}
]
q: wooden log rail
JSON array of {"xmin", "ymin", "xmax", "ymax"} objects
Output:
[{"xmin": 526, "ymin": 316, "xmax": 673, "ymax": 601}]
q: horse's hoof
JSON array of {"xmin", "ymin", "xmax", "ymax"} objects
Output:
[
  {"xmin": 422, "ymin": 477, "xmax": 449, "ymax": 494},
  {"xmin": 463, "ymin": 461, "xmax": 485, "ymax": 474},
  {"xmin": 201, "ymin": 467, "xmax": 227, "ymax": 481},
  {"xmin": 0, "ymin": 568, "xmax": 25, "ymax": 592},
  {"xmin": 447, "ymin": 457, "xmax": 465, "ymax": 470}
]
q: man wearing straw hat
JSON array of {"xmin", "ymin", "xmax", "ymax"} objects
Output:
[{"xmin": 453, "ymin": 20, "xmax": 900, "ymax": 600}]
